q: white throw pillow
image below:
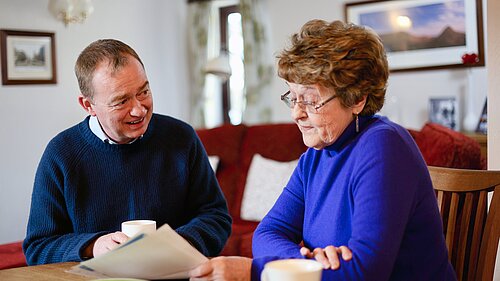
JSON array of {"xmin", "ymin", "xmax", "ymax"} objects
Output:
[
  {"xmin": 240, "ymin": 154, "xmax": 299, "ymax": 221},
  {"xmin": 208, "ymin": 156, "xmax": 220, "ymax": 172}
]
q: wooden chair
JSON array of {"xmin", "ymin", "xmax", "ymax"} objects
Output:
[{"xmin": 428, "ymin": 166, "xmax": 500, "ymax": 281}]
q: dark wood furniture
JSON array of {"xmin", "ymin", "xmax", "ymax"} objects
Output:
[
  {"xmin": 463, "ymin": 132, "xmax": 487, "ymax": 160},
  {"xmin": 428, "ymin": 166, "xmax": 500, "ymax": 281}
]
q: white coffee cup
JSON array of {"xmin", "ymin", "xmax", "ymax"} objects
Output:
[
  {"xmin": 121, "ymin": 220, "xmax": 156, "ymax": 237},
  {"xmin": 261, "ymin": 259, "xmax": 323, "ymax": 281}
]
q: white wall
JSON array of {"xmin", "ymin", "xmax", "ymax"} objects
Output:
[
  {"xmin": 486, "ymin": 0, "xmax": 500, "ymax": 276},
  {"xmin": 488, "ymin": 0, "xmax": 499, "ymax": 170},
  {"xmin": 0, "ymin": 0, "xmax": 189, "ymax": 244},
  {"xmin": 265, "ymin": 0, "xmax": 487, "ymax": 131}
]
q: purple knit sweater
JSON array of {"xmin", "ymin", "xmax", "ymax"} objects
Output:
[{"xmin": 252, "ymin": 116, "xmax": 456, "ymax": 281}]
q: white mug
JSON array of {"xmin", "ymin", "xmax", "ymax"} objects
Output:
[
  {"xmin": 121, "ymin": 220, "xmax": 156, "ymax": 237},
  {"xmin": 261, "ymin": 259, "xmax": 323, "ymax": 281}
]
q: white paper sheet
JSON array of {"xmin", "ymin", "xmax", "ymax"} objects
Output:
[{"xmin": 68, "ymin": 224, "xmax": 208, "ymax": 280}]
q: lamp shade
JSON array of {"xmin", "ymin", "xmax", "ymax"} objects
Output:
[{"xmin": 205, "ymin": 52, "xmax": 232, "ymax": 81}]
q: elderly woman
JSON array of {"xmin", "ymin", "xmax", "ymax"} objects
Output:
[{"xmin": 189, "ymin": 20, "xmax": 456, "ymax": 281}]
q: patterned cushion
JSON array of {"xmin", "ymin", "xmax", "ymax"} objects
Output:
[{"xmin": 414, "ymin": 123, "xmax": 482, "ymax": 169}]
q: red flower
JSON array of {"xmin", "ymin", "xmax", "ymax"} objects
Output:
[{"xmin": 461, "ymin": 53, "xmax": 479, "ymax": 64}]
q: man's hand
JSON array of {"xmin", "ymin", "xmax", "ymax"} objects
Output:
[
  {"xmin": 92, "ymin": 231, "xmax": 129, "ymax": 257},
  {"xmin": 189, "ymin": 256, "xmax": 252, "ymax": 281},
  {"xmin": 300, "ymin": 245, "xmax": 352, "ymax": 270}
]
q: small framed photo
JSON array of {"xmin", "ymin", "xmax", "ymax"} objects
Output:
[
  {"xmin": 1, "ymin": 29, "xmax": 57, "ymax": 85},
  {"xmin": 429, "ymin": 97, "xmax": 459, "ymax": 130},
  {"xmin": 476, "ymin": 99, "xmax": 487, "ymax": 134},
  {"xmin": 345, "ymin": 0, "xmax": 484, "ymax": 72}
]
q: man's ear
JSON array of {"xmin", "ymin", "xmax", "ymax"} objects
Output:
[
  {"xmin": 78, "ymin": 95, "xmax": 97, "ymax": 116},
  {"xmin": 352, "ymin": 95, "xmax": 367, "ymax": 114}
]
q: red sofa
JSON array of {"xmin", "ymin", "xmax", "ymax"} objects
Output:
[
  {"xmin": 197, "ymin": 122, "xmax": 485, "ymax": 258},
  {"xmin": 196, "ymin": 123, "xmax": 307, "ymax": 257},
  {"xmin": 197, "ymin": 120, "xmax": 485, "ymax": 257},
  {"xmin": 0, "ymin": 122, "xmax": 484, "ymax": 269},
  {"xmin": 0, "ymin": 241, "xmax": 26, "ymax": 270}
]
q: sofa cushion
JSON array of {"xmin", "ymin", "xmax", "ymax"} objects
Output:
[
  {"xmin": 233, "ymin": 123, "xmax": 307, "ymax": 220},
  {"xmin": 208, "ymin": 155, "xmax": 220, "ymax": 171},
  {"xmin": 196, "ymin": 124, "xmax": 247, "ymax": 217},
  {"xmin": 0, "ymin": 241, "xmax": 26, "ymax": 269},
  {"xmin": 414, "ymin": 123, "xmax": 482, "ymax": 169},
  {"xmin": 241, "ymin": 154, "xmax": 299, "ymax": 221}
]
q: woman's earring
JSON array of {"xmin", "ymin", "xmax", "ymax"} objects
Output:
[{"xmin": 355, "ymin": 113, "xmax": 359, "ymax": 133}]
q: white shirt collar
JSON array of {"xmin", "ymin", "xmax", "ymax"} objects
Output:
[
  {"xmin": 89, "ymin": 116, "xmax": 141, "ymax": 144},
  {"xmin": 89, "ymin": 116, "xmax": 114, "ymax": 143}
]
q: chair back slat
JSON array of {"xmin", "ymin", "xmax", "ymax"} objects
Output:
[
  {"xmin": 477, "ymin": 186, "xmax": 500, "ymax": 280},
  {"xmin": 468, "ymin": 191, "xmax": 487, "ymax": 280},
  {"xmin": 455, "ymin": 192, "xmax": 473, "ymax": 281},
  {"xmin": 437, "ymin": 190, "xmax": 444, "ymax": 213},
  {"xmin": 428, "ymin": 166, "xmax": 500, "ymax": 281},
  {"xmin": 446, "ymin": 193, "xmax": 459, "ymax": 259}
]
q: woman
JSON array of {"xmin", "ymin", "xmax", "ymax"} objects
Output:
[{"xmin": 189, "ymin": 20, "xmax": 456, "ymax": 281}]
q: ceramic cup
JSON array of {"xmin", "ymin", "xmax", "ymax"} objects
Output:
[
  {"xmin": 121, "ymin": 220, "xmax": 156, "ymax": 237},
  {"xmin": 261, "ymin": 259, "xmax": 323, "ymax": 281}
]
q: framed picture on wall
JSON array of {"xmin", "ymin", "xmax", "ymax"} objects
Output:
[
  {"xmin": 345, "ymin": 0, "xmax": 485, "ymax": 72},
  {"xmin": 476, "ymin": 99, "xmax": 487, "ymax": 134},
  {"xmin": 1, "ymin": 29, "xmax": 57, "ymax": 85},
  {"xmin": 429, "ymin": 97, "xmax": 459, "ymax": 131}
]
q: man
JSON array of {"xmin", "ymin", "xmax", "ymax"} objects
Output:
[{"xmin": 23, "ymin": 39, "xmax": 231, "ymax": 265}]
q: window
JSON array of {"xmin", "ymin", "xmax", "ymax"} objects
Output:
[
  {"xmin": 221, "ymin": 5, "xmax": 244, "ymax": 125},
  {"xmin": 204, "ymin": 3, "xmax": 244, "ymax": 127}
]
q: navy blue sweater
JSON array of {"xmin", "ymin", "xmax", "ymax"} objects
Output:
[{"xmin": 23, "ymin": 114, "xmax": 231, "ymax": 265}]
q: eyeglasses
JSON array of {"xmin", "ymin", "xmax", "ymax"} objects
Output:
[{"xmin": 280, "ymin": 90, "xmax": 337, "ymax": 113}]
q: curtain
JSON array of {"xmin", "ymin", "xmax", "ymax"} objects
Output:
[
  {"xmin": 240, "ymin": 0, "xmax": 274, "ymax": 124},
  {"xmin": 187, "ymin": 1, "xmax": 210, "ymax": 128}
]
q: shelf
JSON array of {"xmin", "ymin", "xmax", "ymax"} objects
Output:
[{"xmin": 462, "ymin": 132, "xmax": 487, "ymax": 160}]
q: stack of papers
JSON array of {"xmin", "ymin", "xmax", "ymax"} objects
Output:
[{"xmin": 69, "ymin": 224, "xmax": 208, "ymax": 279}]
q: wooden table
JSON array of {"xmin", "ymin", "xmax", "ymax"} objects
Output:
[{"xmin": 0, "ymin": 262, "xmax": 93, "ymax": 281}]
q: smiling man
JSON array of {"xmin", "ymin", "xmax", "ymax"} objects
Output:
[{"xmin": 23, "ymin": 39, "xmax": 231, "ymax": 265}]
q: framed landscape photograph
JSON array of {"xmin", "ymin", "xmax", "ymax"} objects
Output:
[
  {"xmin": 1, "ymin": 29, "xmax": 57, "ymax": 85},
  {"xmin": 345, "ymin": 0, "xmax": 484, "ymax": 72}
]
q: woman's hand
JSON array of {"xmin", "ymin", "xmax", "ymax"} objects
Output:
[
  {"xmin": 189, "ymin": 256, "xmax": 252, "ymax": 281},
  {"xmin": 300, "ymin": 245, "xmax": 352, "ymax": 270}
]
